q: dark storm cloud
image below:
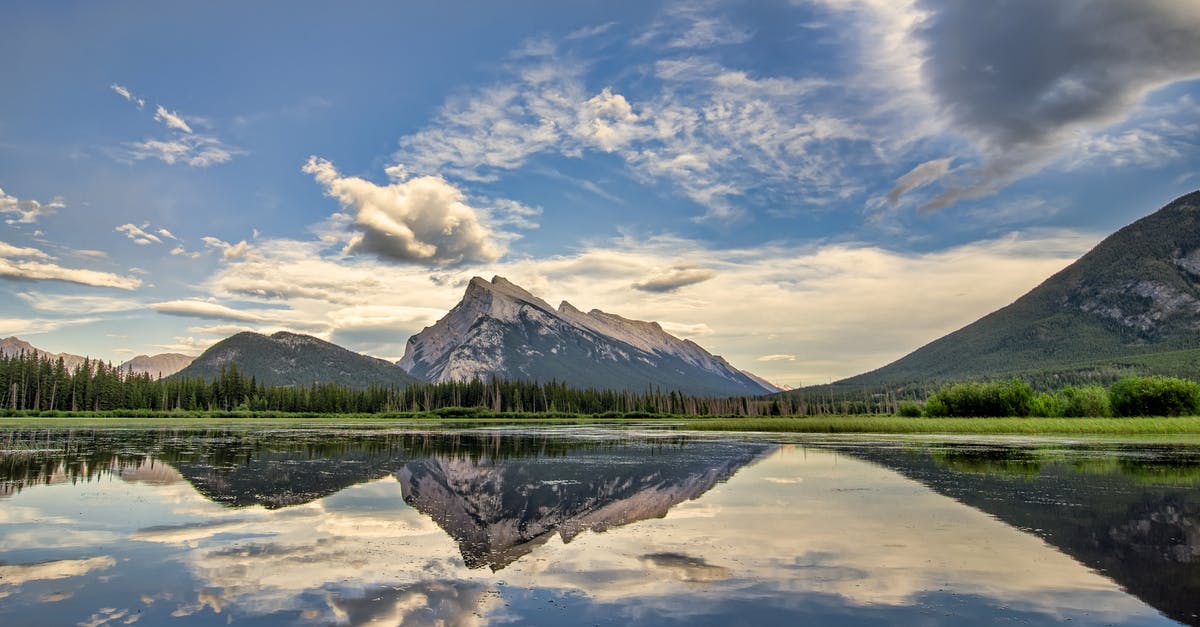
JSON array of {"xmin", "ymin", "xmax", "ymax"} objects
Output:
[{"xmin": 915, "ymin": 0, "xmax": 1200, "ymax": 209}]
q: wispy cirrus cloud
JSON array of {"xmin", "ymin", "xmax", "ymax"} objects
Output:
[
  {"xmin": 109, "ymin": 83, "xmax": 144, "ymax": 109},
  {"xmin": 393, "ymin": 37, "xmax": 865, "ymax": 221},
  {"xmin": 110, "ymin": 83, "xmax": 242, "ymax": 168}
]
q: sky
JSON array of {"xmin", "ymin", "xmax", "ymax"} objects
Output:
[{"xmin": 1, "ymin": 0, "xmax": 1198, "ymax": 388}]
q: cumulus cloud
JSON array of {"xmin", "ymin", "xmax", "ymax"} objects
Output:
[
  {"xmin": 0, "ymin": 187, "xmax": 63, "ymax": 225},
  {"xmin": 304, "ymin": 156, "xmax": 502, "ymax": 265},
  {"xmin": 632, "ymin": 266, "xmax": 717, "ymax": 293},
  {"xmin": 0, "ymin": 241, "xmax": 142, "ymax": 290},
  {"xmin": 153, "ymin": 104, "xmax": 193, "ymax": 133},
  {"xmin": 201, "ymin": 236, "xmax": 250, "ymax": 260},
  {"xmin": 916, "ymin": 0, "xmax": 1200, "ymax": 208}
]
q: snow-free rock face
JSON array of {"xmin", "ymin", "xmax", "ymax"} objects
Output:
[
  {"xmin": 399, "ymin": 276, "xmax": 779, "ymax": 396},
  {"xmin": 119, "ymin": 353, "xmax": 195, "ymax": 378}
]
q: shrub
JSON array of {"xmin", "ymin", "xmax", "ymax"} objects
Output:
[
  {"xmin": 923, "ymin": 396, "xmax": 948, "ymax": 417},
  {"xmin": 1060, "ymin": 385, "xmax": 1112, "ymax": 417},
  {"xmin": 896, "ymin": 402, "xmax": 923, "ymax": 417},
  {"xmin": 1028, "ymin": 393, "xmax": 1064, "ymax": 417},
  {"xmin": 925, "ymin": 379, "xmax": 1034, "ymax": 417},
  {"xmin": 1109, "ymin": 376, "xmax": 1200, "ymax": 417}
]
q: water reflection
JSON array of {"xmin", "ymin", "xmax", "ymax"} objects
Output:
[
  {"xmin": 0, "ymin": 428, "xmax": 1192, "ymax": 625},
  {"xmin": 843, "ymin": 442, "xmax": 1200, "ymax": 626}
]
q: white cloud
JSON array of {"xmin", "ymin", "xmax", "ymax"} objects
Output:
[
  {"xmin": 16, "ymin": 292, "xmax": 142, "ymax": 315},
  {"xmin": 394, "ymin": 48, "xmax": 866, "ymax": 220},
  {"xmin": 0, "ymin": 187, "xmax": 63, "ymax": 225},
  {"xmin": 153, "ymin": 105, "xmax": 193, "ymax": 133},
  {"xmin": 201, "ymin": 236, "xmax": 250, "ymax": 260},
  {"xmin": 156, "ymin": 228, "xmax": 177, "ymax": 240},
  {"xmin": 757, "ymin": 354, "xmax": 796, "ymax": 362},
  {"xmin": 0, "ymin": 241, "xmax": 50, "ymax": 259},
  {"xmin": 109, "ymin": 83, "xmax": 145, "ymax": 108},
  {"xmin": 123, "ymin": 135, "xmax": 240, "ymax": 167},
  {"xmin": 0, "ymin": 316, "xmax": 102, "ymax": 336},
  {"xmin": 304, "ymin": 156, "xmax": 503, "ymax": 265},
  {"xmin": 116, "ymin": 223, "xmax": 162, "ymax": 245},
  {"xmin": 0, "ymin": 241, "xmax": 142, "ymax": 290}
]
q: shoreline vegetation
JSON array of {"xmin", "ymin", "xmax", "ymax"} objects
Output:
[
  {"xmin": 4, "ymin": 347, "xmax": 1200, "ymax": 435},
  {"xmin": 5, "ymin": 411, "xmax": 1200, "ymax": 437}
]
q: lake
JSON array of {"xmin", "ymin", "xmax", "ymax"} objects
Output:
[{"xmin": 1, "ymin": 425, "xmax": 1197, "ymax": 625}]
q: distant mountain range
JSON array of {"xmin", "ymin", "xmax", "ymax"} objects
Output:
[
  {"xmin": 837, "ymin": 190, "xmax": 1200, "ymax": 389},
  {"xmin": 399, "ymin": 276, "xmax": 779, "ymax": 396},
  {"xmin": 5, "ymin": 280, "xmax": 779, "ymax": 394},
  {"xmin": 172, "ymin": 331, "xmax": 421, "ymax": 388},
  {"xmin": 119, "ymin": 353, "xmax": 195, "ymax": 378},
  {"xmin": 1, "ymin": 336, "xmax": 192, "ymax": 377}
]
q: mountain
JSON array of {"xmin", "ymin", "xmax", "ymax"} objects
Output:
[
  {"xmin": 839, "ymin": 190, "xmax": 1200, "ymax": 388},
  {"xmin": 398, "ymin": 276, "xmax": 777, "ymax": 396},
  {"xmin": 0, "ymin": 336, "xmax": 88, "ymax": 371},
  {"xmin": 396, "ymin": 440, "xmax": 769, "ymax": 570},
  {"xmin": 172, "ymin": 331, "xmax": 420, "ymax": 388},
  {"xmin": 118, "ymin": 353, "xmax": 194, "ymax": 378}
]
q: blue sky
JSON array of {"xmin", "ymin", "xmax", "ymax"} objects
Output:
[{"xmin": 2, "ymin": 0, "xmax": 1198, "ymax": 386}]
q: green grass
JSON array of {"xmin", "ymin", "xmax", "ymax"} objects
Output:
[
  {"xmin": 6, "ymin": 411, "xmax": 1200, "ymax": 436},
  {"xmin": 680, "ymin": 415, "xmax": 1200, "ymax": 436}
]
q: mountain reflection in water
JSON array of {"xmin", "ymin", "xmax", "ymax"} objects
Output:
[{"xmin": 0, "ymin": 427, "xmax": 1194, "ymax": 625}]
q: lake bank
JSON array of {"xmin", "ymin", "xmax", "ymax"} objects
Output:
[{"xmin": 5, "ymin": 411, "xmax": 1200, "ymax": 437}]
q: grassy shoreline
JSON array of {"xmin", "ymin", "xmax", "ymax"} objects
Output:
[{"xmin": 5, "ymin": 411, "xmax": 1200, "ymax": 436}]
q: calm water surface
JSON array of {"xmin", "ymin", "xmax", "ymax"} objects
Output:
[{"xmin": 1, "ymin": 426, "xmax": 1198, "ymax": 625}]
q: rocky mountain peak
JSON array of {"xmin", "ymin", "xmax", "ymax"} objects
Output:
[{"xmin": 399, "ymin": 276, "xmax": 778, "ymax": 395}]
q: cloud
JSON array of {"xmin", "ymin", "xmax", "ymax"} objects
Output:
[
  {"xmin": 170, "ymin": 245, "xmax": 202, "ymax": 259},
  {"xmin": 0, "ymin": 241, "xmax": 50, "ymax": 259},
  {"xmin": 632, "ymin": 266, "xmax": 717, "ymax": 293},
  {"xmin": 636, "ymin": 3, "xmax": 753, "ymax": 49},
  {"xmin": 303, "ymin": 156, "xmax": 503, "ymax": 265},
  {"xmin": 887, "ymin": 157, "xmax": 952, "ymax": 204},
  {"xmin": 757, "ymin": 354, "xmax": 796, "ymax": 362},
  {"xmin": 115, "ymin": 223, "xmax": 162, "ymax": 245},
  {"xmin": 0, "ymin": 187, "xmax": 63, "ymax": 225},
  {"xmin": 109, "ymin": 83, "xmax": 145, "ymax": 108},
  {"xmin": 0, "ymin": 316, "xmax": 102, "ymax": 336},
  {"xmin": 201, "ymin": 236, "xmax": 250, "ymax": 260},
  {"xmin": 394, "ymin": 46, "xmax": 864, "ymax": 220},
  {"xmin": 156, "ymin": 228, "xmax": 177, "ymax": 240},
  {"xmin": 185, "ymin": 225, "xmax": 1099, "ymax": 386},
  {"xmin": 152, "ymin": 299, "xmax": 274, "ymax": 323},
  {"xmin": 122, "ymin": 135, "xmax": 240, "ymax": 167},
  {"xmin": 16, "ymin": 292, "xmax": 142, "ymax": 315},
  {"xmin": 0, "ymin": 241, "xmax": 142, "ymax": 290},
  {"xmin": 153, "ymin": 104, "xmax": 193, "ymax": 133},
  {"xmin": 914, "ymin": 0, "xmax": 1200, "ymax": 208}
]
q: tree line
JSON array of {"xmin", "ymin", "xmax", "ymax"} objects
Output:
[{"xmin": 0, "ymin": 350, "xmax": 814, "ymax": 416}]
